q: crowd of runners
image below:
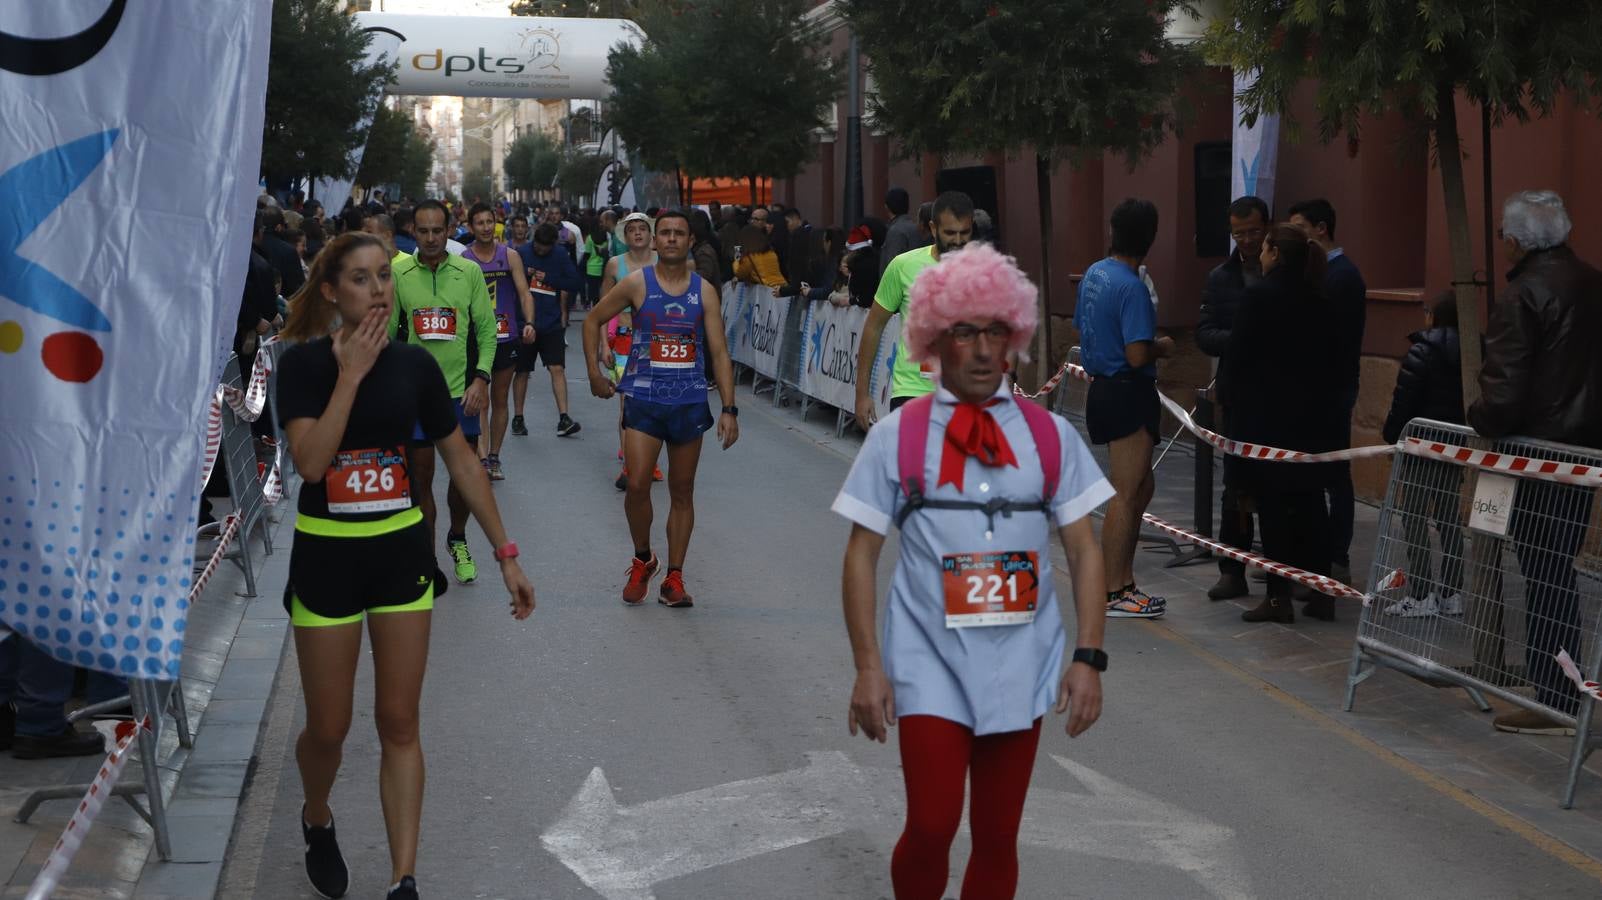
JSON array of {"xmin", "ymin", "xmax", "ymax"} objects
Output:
[{"xmin": 262, "ymin": 184, "xmax": 1112, "ymax": 900}]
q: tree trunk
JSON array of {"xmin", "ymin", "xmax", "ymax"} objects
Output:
[
  {"xmin": 1433, "ymin": 90, "xmax": 1484, "ymax": 407},
  {"xmin": 685, "ymin": 173, "xmax": 694, "ymax": 207},
  {"xmin": 1034, "ymin": 153, "xmax": 1055, "ymax": 391},
  {"xmin": 749, "ymin": 173, "xmax": 759, "ymax": 207}
]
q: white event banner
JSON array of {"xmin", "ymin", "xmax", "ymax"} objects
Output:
[
  {"xmin": 1231, "ymin": 69, "xmax": 1281, "ymax": 213},
  {"xmin": 355, "ymin": 13, "xmax": 643, "ymax": 99},
  {"xmin": 724, "ymin": 282, "xmax": 789, "ymax": 380},
  {"xmin": 798, "ymin": 300, "xmax": 898, "ymax": 420},
  {"xmin": 0, "ymin": 2, "xmax": 272, "ymax": 678}
]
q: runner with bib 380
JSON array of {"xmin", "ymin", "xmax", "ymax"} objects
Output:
[
  {"xmin": 388, "ymin": 199, "xmax": 498, "ymax": 590},
  {"xmin": 583, "ymin": 209, "xmax": 739, "ymax": 609}
]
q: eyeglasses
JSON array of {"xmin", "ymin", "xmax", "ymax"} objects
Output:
[
  {"xmin": 1229, "ymin": 227, "xmax": 1264, "ymax": 241},
  {"xmin": 946, "ymin": 323, "xmax": 1012, "ymax": 344}
]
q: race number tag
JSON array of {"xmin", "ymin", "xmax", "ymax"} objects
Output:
[
  {"xmin": 920, "ymin": 361, "xmax": 935, "ymax": 380},
  {"xmin": 941, "ymin": 551, "xmax": 1039, "ymax": 628},
  {"xmin": 495, "ymin": 312, "xmax": 512, "ymax": 342},
  {"xmin": 412, "ymin": 307, "xmax": 457, "ymax": 341},
  {"xmin": 530, "ymin": 269, "xmax": 556, "ymax": 297},
  {"xmin": 650, "ymin": 334, "xmax": 698, "ymax": 369},
  {"xmin": 324, "ymin": 447, "xmax": 411, "ymax": 514}
]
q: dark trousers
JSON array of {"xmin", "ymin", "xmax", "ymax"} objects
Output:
[
  {"xmin": 0, "ymin": 634, "xmax": 125, "ymax": 737},
  {"xmin": 1327, "ymin": 411, "xmax": 1355, "ymax": 567},
  {"xmin": 1397, "ymin": 456, "xmax": 1465, "ymax": 599},
  {"xmin": 1258, "ymin": 488, "xmax": 1330, "ymax": 600},
  {"xmin": 1512, "ymin": 480, "xmax": 1594, "ymax": 715},
  {"xmin": 1218, "ymin": 485, "xmax": 1257, "ymax": 578}
]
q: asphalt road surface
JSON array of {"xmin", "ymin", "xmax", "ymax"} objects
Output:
[{"xmin": 219, "ymin": 326, "xmax": 1602, "ymax": 899}]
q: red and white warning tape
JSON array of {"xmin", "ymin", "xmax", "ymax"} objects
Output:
[
  {"xmin": 1141, "ymin": 513, "xmax": 1405, "ymax": 605},
  {"xmin": 1555, "ymin": 649, "xmax": 1602, "ymax": 704},
  {"xmin": 24, "ymin": 718, "xmax": 152, "ymax": 900},
  {"xmin": 1019, "ymin": 361, "xmax": 1602, "ymax": 487}
]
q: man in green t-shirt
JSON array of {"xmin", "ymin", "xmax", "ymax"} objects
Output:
[
  {"xmin": 853, "ymin": 191, "xmax": 975, "ymax": 431},
  {"xmin": 389, "ymin": 199, "xmax": 497, "ymax": 588}
]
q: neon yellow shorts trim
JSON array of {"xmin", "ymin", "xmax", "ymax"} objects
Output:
[
  {"xmin": 289, "ymin": 582, "xmax": 434, "ymax": 628},
  {"xmin": 295, "ymin": 506, "xmax": 423, "ymax": 539}
]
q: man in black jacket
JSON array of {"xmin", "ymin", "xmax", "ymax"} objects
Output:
[
  {"xmin": 1470, "ymin": 190, "xmax": 1602, "ymax": 736},
  {"xmin": 255, "ymin": 206, "xmax": 305, "ymax": 300},
  {"xmin": 1288, "ymin": 199, "xmax": 1366, "ymax": 586},
  {"xmin": 1197, "ymin": 196, "xmax": 1269, "ymax": 601}
]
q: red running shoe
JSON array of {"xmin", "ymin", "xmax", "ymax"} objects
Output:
[
  {"xmin": 659, "ymin": 570, "xmax": 694, "ymax": 608},
  {"xmin": 622, "ymin": 554, "xmax": 659, "ymax": 605}
]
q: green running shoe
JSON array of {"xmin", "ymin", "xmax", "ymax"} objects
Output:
[{"xmin": 448, "ymin": 537, "xmax": 477, "ymax": 584}]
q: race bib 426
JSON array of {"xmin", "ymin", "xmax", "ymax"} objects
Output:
[{"xmin": 325, "ymin": 447, "xmax": 412, "ymax": 514}]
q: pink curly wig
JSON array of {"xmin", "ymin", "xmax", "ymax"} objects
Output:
[{"xmin": 904, "ymin": 242, "xmax": 1038, "ymax": 364}]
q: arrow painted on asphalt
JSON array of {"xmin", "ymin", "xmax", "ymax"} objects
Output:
[
  {"xmin": 541, "ymin": 751, "xmax": 1253, "ymax": 900},
  {"xmin": 541, "ymin": 751, "xmax": 885, "ymax": 900}
]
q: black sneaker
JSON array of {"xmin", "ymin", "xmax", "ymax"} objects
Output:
[
  {"xmin": 302, "ymin": 807, "xmax": 350, "ymax": 899},
  {"xmin": 557, "ymin": 415, "xmax": 581, "ymax": 437},
  {"xmin": 510, "ymin": 415, "xmax": 528, "ymax": 436},
  {"xmin": 11, "ymin": 725, "xmax": 104, "ymax": 759},
  {"xmin": 387, "ymin": 875, "xmax": 420, "ymax": 900}
]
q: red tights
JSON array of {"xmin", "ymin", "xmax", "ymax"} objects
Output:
[{"xmin": 892, "ymin": 715, "xmax": 1043, "ymax": 900}]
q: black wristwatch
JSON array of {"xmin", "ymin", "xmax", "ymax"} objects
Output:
[
  {"xmin": 472, "ymin": 369, "xmax": 491, "ymax": 386},
  {"xmin": 722, "ymin": 405, "xmax": 739, "ymax": 417},
  {"xmin": 1071, "ymin": 648, "xmax": 1108, "ymax": 672}
]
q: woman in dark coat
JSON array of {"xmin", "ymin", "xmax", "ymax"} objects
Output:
[{"xmin": 1220, "ymin": 224, "xmax": 1345, "ymax": 623}]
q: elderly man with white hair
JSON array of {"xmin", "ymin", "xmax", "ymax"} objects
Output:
[{"xmin": 1469, "ymin": 189, "xmax": 1602, "ymax": 737}]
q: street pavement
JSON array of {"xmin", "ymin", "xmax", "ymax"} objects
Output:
[{"xmin": 215, "ymin": 322, "xmax": 1602, "ymax": 899}]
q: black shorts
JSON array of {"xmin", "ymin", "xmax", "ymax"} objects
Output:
[
  {"xmin": 492, "ymin": 342, "xmax": 518, "ymax": 372},
  {"xmin": 285, "ymin": 515, "xmax": 434, "ymax": 623},
  {"xmin": 518, "ymin": 330, "xmax": 566, "ymax": 371},
  {"xmin": 1086, "ymin": 372, "xmax": 1160, "ymax": 445},
  {"xmin": 623, "ymin": 396, "xmax": 714, "ymax": 446},
  {"xmin": 890, "ymin": 395, "xmax": 914, "ymax": 411}
]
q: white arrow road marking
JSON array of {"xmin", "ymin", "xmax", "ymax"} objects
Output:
[
  {"xmin": 540, "ymin": 751, "xmax": 885, "ymax": 900},
  {"xmin": 541, "ymin": 751, "xmax": 1253, "ymax": 900},
  {"xmin": 1028, "ymin": 755, "xmax": 1254, "ymax": 900}
]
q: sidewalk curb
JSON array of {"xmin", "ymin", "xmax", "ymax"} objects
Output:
[{"xmin": 130, "ymin": 512, "xmax": 293, "ymax": 900}]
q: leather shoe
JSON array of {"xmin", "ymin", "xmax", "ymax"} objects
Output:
[
  {"xmin": 12, "ymin": 726, "xmax": 105, "ymax": 760},
  {"xmin": 1208, "ymin": 573, "xmax": 1249, "ymax": 601},
  {"xmin": 1242, "ymin": 596, "xmax": 1294, "ymax": 624}
]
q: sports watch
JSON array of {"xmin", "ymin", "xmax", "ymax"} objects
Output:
[
  {"xmin": 722, "ymin": 405, "xmax": 739, "ymax": 417},
  {"xmin": 1071, "ymin": 648, "xmax": 1108, "ymax": 672}
]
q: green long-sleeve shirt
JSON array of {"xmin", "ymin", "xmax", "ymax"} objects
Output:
[{"xmin": 389, "ymin": 251, "xmax": 495, "ymax": 399}]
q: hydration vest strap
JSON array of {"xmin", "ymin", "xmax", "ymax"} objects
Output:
[{"xmin": 893, "ymin": 391, "xmax": 1061, "ymax": 530}]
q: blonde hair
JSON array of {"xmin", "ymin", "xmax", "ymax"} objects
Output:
[{"xmin": 279, "ymin": 232, "xmax": 390, "ymax": 343}]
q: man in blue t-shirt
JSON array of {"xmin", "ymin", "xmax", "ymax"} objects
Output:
[{"xmin": 1073, "ymin": 198, "xmax": 1174, "ymax": 620}]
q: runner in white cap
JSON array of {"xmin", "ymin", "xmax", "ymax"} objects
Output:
[{"xmin": 833, "ymin": 243, "xmax": 1113, "ymax": 898}]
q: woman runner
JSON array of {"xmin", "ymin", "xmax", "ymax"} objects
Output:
[{"xmin": 275, "ymin": 232, "xmax": 536, "ymax": 900}]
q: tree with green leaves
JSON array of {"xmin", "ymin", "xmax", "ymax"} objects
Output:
[
  {"xmin": 463, "ymin": 161, "xmax": 494, "ymax": 205},
  {"xmin": 606, "ymin": 0, "xmax": 838, "ymax": 205},
  {"xmin": 506, "ymin": 130, "xmax": 563, "ymax": 197},
  {"xmin": 556, "ymin": 146, "xmax": 612, "ymax": 202},
  {"xmin": 262, "ymin": 0, "xmax": 394, "ymax": 188},
  {"xmin": 842, "ymin": 0, "xmax": 1196, "ymax": 375},
  {"xmin": 1206, "ymin": 1, "xmax": 1602, "ymax": 403},
  {"xmin": 357, "ymin": 105, "xmax": 434, "ymax": 200}
]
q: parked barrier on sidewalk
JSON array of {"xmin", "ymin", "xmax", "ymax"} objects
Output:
[{"xmin": 1345, "ymin": 418, "xmax": 1602, "ymax": 808}]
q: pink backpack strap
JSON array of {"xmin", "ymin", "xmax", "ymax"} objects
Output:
[
  {"xmin": 895, "ymin": 394, "xmax": 936, "ymax": 503},
  {"xmin": 1014, "ymin": 397, "xmax": 1061, "ymax": 504}
]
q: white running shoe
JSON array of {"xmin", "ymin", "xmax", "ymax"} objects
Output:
[
  {"xmin": 1383, "ymin": 595, "xmax": 1439, "ymax": 618},
  {"xmin": 1437, "ymin": 592, "xmax": 1464, "ymax": 616}
]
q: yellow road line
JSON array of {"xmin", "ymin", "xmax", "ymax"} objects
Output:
[{"xmin": 1149, "ymin": 620, "xmax": 1602, "ymax": 883}]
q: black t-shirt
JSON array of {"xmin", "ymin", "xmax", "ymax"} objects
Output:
[{"xmin": 276, "ymin": 338, "xmax": 456, "ymax": 520}]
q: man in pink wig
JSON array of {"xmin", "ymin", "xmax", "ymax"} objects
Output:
[{"xmin": 833, "ymin": 243, "xmax": 1113, "ymax": 898}]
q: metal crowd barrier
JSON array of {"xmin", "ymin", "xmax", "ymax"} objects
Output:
[
  {"xmin": 198, "ymin": 355, "xmax": 274, "ymax": 598},
  {"xmin": 1346, "ymin": 418, "xmax": 1602, "ymax": 807}
]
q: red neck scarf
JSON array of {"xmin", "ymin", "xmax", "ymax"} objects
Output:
[{"xmin": 938, "ymin": 398, "xmax": 1018, "ymax": 491}]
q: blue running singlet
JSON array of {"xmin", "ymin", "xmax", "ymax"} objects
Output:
[{"xmin": 619, "ymin": 266, "xmax": 708, "ymax": 405}]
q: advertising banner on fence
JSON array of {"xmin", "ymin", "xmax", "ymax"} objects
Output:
[
  {"xmin": 798, "ymin": 302, "xmax": 900, "ymax": 421},
  {"xmin": 0, "ymin": 3, "xmax": 272, "ymax": 678},
  {"xmin": 726, "ymin": 282, "xmax": 789, "ymax": 379}
]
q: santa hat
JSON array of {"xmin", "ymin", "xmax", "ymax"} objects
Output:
[
  {"xmin": 845, "ymin": 224, "xmax": 874, "ymax": 251},
  {"xmin": 904, "ymin": 243, "xmax": 1037, "ymax": 364}
]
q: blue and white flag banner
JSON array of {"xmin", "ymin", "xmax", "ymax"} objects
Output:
[
  {"xmin": 1231, "ymin": 69, "xmax": 1281, "ymax": 215},
  {"xmin": 0, "ymin": 2, "xmax": 273, "ymax": 679}
]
